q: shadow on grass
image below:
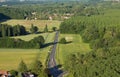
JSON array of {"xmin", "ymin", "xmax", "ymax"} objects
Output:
[
  {"xmin": 0, "ymin": 13, "xmax": 11, "ymax": 22},
  {"xmin": 59, "ymin": 41, "xmax": 73, "ymax": 44},
  {"xmin": 42, "ymin": 42, "xmax": 58, "ymax": 48},
  {"xmin": 65, "ymin": 41, "xmax": 72, "ymax": 44}
]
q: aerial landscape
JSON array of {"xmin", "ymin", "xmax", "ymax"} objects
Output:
[{"xmin": 0, "ymin": 0, "xmax": 120, "ymax": 77}]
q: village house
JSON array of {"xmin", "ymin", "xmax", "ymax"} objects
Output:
[{"xmin": 0, "ymin": 70, "xmax": 8, "ymax": 77}]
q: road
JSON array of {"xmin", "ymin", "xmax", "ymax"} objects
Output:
[{"xmin": 48, "ymin": 31, "xmax": 64, "ymax": 77}]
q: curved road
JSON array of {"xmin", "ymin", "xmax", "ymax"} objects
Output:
[{"xmin": 48, "ymin": 31, "xmax": 64, "ymax": 77}]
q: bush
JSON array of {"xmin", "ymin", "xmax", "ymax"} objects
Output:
[
  {"xmin": 44, "ymin": 24, "xmax": 48, "ymax": 32},
  {"xmin": 18, "ymin": 60, "xmax": 28, "ymax": 73},
  {"xmin": 52, "ymin": 27, "xmax": 57, "ymax": 31},
  {"xmin": 10, "ymin": 70, "xmax": 18, "ymax": 77},
  {"xmin": 30, "ymin": 24, "xmax": 38, "ymax": 34},
  {"xmin": 59, "ymin": 38, "xmax": 67, "ymax": 44}
]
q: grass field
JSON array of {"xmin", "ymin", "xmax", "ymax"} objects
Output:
[
  {"xmin": 11, "ymin": 33, "xmax": 48, "ymax": 41},
  {"xmin": 2, "ymin": 20, "xmax": 61, "ymax": 31},
  {"xmin": 0, "ymin": 32, "xmax": 56, "ymax": 70},
  {"xmin": 56, "ymin": 34, "xmax": 91, "ymax": 65}
]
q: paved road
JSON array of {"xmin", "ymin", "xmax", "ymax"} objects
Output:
[
  {"xmin": 48, "ymin": 31, "xmax": 59, "ymax": 68},
  {"xmin": 48, "ymin": 31, "xmax": 64, "ymax": 77}
]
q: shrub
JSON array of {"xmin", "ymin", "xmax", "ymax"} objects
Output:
[{"xmin": 60, "ymin": 38, "xmax": 67, "ymax": 44}]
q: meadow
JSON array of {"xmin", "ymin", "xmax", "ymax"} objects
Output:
[
  {"xmin": 0, "ymin": 32, "xmax": 56, "ymax": 70},
  {"xmin": 56, "ymin": 34, "xmax": 91, "ymax": 65},
  {"xmin": 11, "ymin": 33, "xmax": 48, "ymax": 41},
  {"xmin": 2, "ymin": 20, "xmax": 61, "ymax": 31}
]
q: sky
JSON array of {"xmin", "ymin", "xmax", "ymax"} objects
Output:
[{"xmin": 2, "ymin": 0, "xmax": 83, "ymax": 1}]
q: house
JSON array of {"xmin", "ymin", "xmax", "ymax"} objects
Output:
[{"xmin": 0, "ymin": 70, "xmax": 8, "ymax": 77}]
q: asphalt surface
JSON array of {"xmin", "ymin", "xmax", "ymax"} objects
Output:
[
  {"xmin": 48, "ymin": 31, "xmax": 59, "ymax": 68},
  {"xmin": 48, "ymin": 31, "xmax": 64, "ymax": 77}
]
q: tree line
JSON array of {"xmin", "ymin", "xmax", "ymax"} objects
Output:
[
  {"xmin": 0, "ymin": 23, "xmax": 53, "ymax": 49},
  {"xmin": 0, "ymin": 2, "xmax": 101, "ymax": 20},
  {"xmin": 8, "ymin": 58, "xmax": 47, "ymax": 77},
  {"xmin": 0, "ymin": 24, "xmax": 27, "ymax": 37},
  {"xmin": 0, "ymin": 35, "xmax": 45, "ymax": 49}
]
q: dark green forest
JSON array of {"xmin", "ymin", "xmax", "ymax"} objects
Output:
[
  {"xmin": 0, "ymin": 1, "xmax": 104, "ymax": 20},
  {"xmin": 1, "ymin": 1, "xmax": 119, "ymax": 20},
  {"xmin": 60, "ymin": 2, "xmax": 120, "ymax": 77}
]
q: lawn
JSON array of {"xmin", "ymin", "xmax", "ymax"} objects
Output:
[
  {"xmin": 2, "ymin": 20, "xmax": 61, "ymax": 31},
  {"xmin": 56, "ymin": 34, "xmax": 91, "ymax": 65},
  {"xmin": 0, "ymin": 32, "xmax": 56, "ymax": 70}
]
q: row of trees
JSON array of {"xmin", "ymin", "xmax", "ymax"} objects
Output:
[
  {"xmin": 60, "ymin": 14, "xmax": 120, "ymax": 76},
  {"xmin": 0, "ymin": 35, "xmax": 45, "ymax": 49},
  {"xmin": 18, "ymin": 59, "xmax": 46, "ymax": 77},
  {"xmin": 0, "ymin": 23, "xmax": 53, "ymax": 38},
  {"xmin": 0, "ymin": 24, "xmax": 27, "ymax": 37},
  {"xmin": 9, "ymin": 59, "xmax": 47, "ymax": 77}
]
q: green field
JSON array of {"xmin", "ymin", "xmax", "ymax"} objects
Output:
[
  {"xmin": 11, "ymin": 33, "xmax": 48, "ymax": 41},
  {"xmin": 0, "ymin": 32, "xmax": 56, "ymax": 70},
  {"xmin": 2, "ymin": 20, "xmax": 61, "ymax": 31},
  {"xmin": 56, "ymin": 34, "xmax": 91, "ymax": 65}
]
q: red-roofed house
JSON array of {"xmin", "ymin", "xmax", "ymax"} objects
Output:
[{"xmin": 0, "ymin": 70, "xmax": 8, "ymax": 77}]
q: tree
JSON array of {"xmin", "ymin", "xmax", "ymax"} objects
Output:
[
  {"xmin": 7, "ymin": 26, "xmax": 11, "ymax": 37},
  {"xmin": 10, "ymin": 70, "xmax": 18, "ymax": 77},
  {"xmin": 60, "ymin": 38, "xmax": 67, "ymax": 44},
  {"xmin": 52, "ymin": 27, "xmax": 57, "ymax": 31},
  {"xmin": 20, "ymin": 26, "xmax": 27, "ymax": 35},
  {"xmin": 18, "ymin": 60, "xmax": 28, "ymax": 73},
  {"xmin": 30, "ymin": 36, "xmax": 45, "ymax": 48},
  {"xmin": 30, "ymin": 24, "xmax": 38, "ymax": 33},
  {"xmin": 0, "ymin": 25, "xmax": 2, "ymax": 37},
  {"xmin": 44, "ymin": 24, "xmax": 48, "ymax": 32},
  {"xmin": 2, "ymin": 24, "xmax": 6, "ymax": 37},
  {"xmin": 31, "ymin": 59, "xmax": 43, "ymax": 75}
]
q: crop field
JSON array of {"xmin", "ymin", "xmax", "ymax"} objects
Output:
[
  {"xmin": 2, "ymin": 20, "xmax": 61, "ymax": 31},
  {"xmin": 0, "ymin": 32, "xmax": 56, "ymax": 70},
  {"xmin": 56, "ymin": 34, "xmax": 91, "ymax": 65}
]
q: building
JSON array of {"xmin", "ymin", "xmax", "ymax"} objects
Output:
[{"xmin": 0, "ymin": 70, "xmax": 8, "ymax": 77}]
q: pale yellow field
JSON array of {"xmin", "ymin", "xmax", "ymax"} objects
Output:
[{"xmin": 2, "ymin": 20, "xmax": 61, "ymax": 31}]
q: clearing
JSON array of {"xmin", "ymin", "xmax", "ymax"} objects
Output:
[{"xmin": 56, "ymin": 34, "xmax": 91, "ymax": 65}]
